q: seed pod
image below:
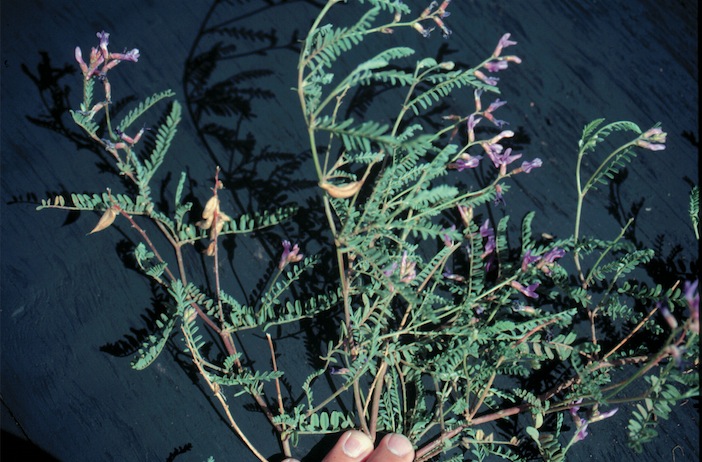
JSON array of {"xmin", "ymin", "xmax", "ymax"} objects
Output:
[
  {"xmin": 201, "ymin": 196, "xmax": 219, "ymax": 220},
  {"xmin": 196, "ymin": 215, "xmax": 214, "ymax": 230},
  {"xmin": 88, "ymin": 206, "xmax": 117, "ymax": 235},
  {"xmin": 319, "ymin": 180, "xmax": 363, "ymax": 199}
]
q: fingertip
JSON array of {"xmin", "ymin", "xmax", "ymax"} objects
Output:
[
  {"xmin": 365, "ymin": 433, "xmax": 414, "ymax": 462},
  {"xmin": 322, "ymin": 430, "xmax": 374, "ymax": 461},
  {"xmin": 385, "ymin": 433, "xmax": 414, "ymax": 457},
  {"xmin": 340, "ymin": 430, "xmax": 374, "ymax": 458}
]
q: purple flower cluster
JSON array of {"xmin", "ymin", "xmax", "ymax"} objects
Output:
[
  {"xmin": 75, "ymin": 31, "xmax": 140, "ymax": 81},
  {"xmin": 278, "ymin": 240, "xmax": 303, "ymax": 270}
]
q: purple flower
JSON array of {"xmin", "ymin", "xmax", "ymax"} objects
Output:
[
  {"xmin": 521, "ymin": 250, "xmax": 542, "ymax": 272},
  {"xmin": 484, "ymin": 60, "xmax": 509, "ymax": 72},
  {"xmin": 542, "ymin": 247, "xmax": 566, "ymax": 264},
  {"xmin": 278, "ymin": 240, "xmax": 303, "ymax": 270},
  {"xmin": 636, "ymin": 141, "xmax": 666, "ymax": 151},
  {"xmin": 484, "ymin": 251, "xmax": 496, "ymax": 272},
  {"xmin": 442, "ymin": 225, "xmax": 456, "ymax": 247},
  {"xmin": 400, "ymin": 251, "xmax": 417, "ymax": 283},
  {"xmin": 636, "ymin": 127, "xmax": 666, "ymax": 151},
  {"xmin": 483, "ymin": 236, "xmax": 496, "ymax": 255},
  {"xmin": 575, "ymin": 419, "xmax": 589, "ymax": 441},
  {"xmin": 479, "ymin": 219, "xmax": 496, "ymax": 267},
  {"xmin": 474, "ymin": 70, "xmax": 499, "ymax": 86},
  {"xmin": 76, "ymin": 31, "xmax": 139, "ymax": 80},
  {"xmin": 595, "ymin": 408, "xmax": 619, "ymax": 420},
  {"xmin": 684, "ymin": 279, "xmax": 699, "ymax": 334},
  {"xmin": 521, "ymin": 158, "xmax": 543, "ymax": 173},
  {"xmin": 487, "ymin": 98, "xmax": 508, "ymax": 113},
  {"xmin": 383, "ymin": 262, "xmax": 398, "ymax": 277},
  {"xmin": 684, "ymin": 280, "xmax": 699, "ymax": 315},
  {"xmin": 494, "ymin": 184, "xmax": 505, "ymax": 206},
  {"xmin": 487, "ymin": 147, "xmax": 522, "ymax": 168},
  {"xmin": 482, "ymin": 141, "xmax": 504, "ymax": 157},
  {"xmin": 97, "ymin": 31, "xmax": 110, "ymax": 57},
  {"xmin": 569, "ymin": 399, "xmax": 583, "ymax": 417},
  {"xmin": 487, "ymin": 130, "xmax": 515, "ymax": 145},
  {"xmin": 659, "ymin": 304, "xmax": 678, "ymax": 329},
  {"xmin": 479, "ymin": 219, "xmax": 494, "ymax": 238},
  {"xmin": 111, "ymin": 48, "xmax": 140, "ymax": 62},
  {"xmin": 481, "ymin": 98, "xmax": 510, "ymax": 127},
  {"xmin": 534, "ymin": 247, "xmax": 565, "ymax": 275},
  {"xmin": 467, "ymin": 114, "xmax": 482, "ymax": 142},
  {"xmin": 413, "ymin": 23, "xmax": 433, "ymax": 38},
  {"xmin": 450, "ymin": 155, "xmax": 482, "ymax": 170},
  {"xmin": 511, "ymin": 280, "xmax": 540, "ymax": 298},
  {"xmin": 74, "ymin": 47, "xmax": 88, "ymax": 75},
  {"xmin": 492, "ymin": 33, "xmax": 517, "ymax": 57}
]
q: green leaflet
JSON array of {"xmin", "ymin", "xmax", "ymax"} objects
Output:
[
  {"xmin": 130, "ymin": 311, "xmax": 176, "ymax": 370},
  {"xmin": 578, "ymin": 119, "xmax": 644, "ymax": 194},
  {"xmin": 116, "ymin": 89, "xmax": 176, "ymax": 133},
  {"xmin": 314, "ymin": 116, "xmax": 393, "ymax": 152},
  {"xmin": 138, "ymin": 101, "xmax": 181, "ymax": 186},
  {"xmin": 407, "ymin": 68, "xmax": 490, "ymax": 115},
  {"xmin": 690, "ymin": 185, "xmax": 699, "ymax": 239}
]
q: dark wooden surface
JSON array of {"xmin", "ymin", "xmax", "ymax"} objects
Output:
[{"xmin": 1, "ymin": 1, "xmax": 698, "ymax": 461}]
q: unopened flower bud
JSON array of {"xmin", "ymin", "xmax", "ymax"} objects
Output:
[
  {"xmin": 660, "ymin": 305, "xmax": 678, "ymax": 329},
  {"xmin": 75, "ymin": 47, "xmax": 88, "ymax": 76},
  {"xmin": 413, "ymin": 22, "xmax": 432, "ymax": 38}
]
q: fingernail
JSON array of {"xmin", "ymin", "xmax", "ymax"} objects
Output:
[
  {"xmin": 342, "ymin": 430, "xmax": 373, "ymax": 458},
  {"xmin": 387, "ymin": 434, "xmax": 413, "ymax": 456}
]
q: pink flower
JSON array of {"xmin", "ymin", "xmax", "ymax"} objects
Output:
[
  {"xmin": 684, "ymin": 279, "xmax": 699, "ymax": 334},
  {"xmin": 521, "ymin": 158, "xmax": 543, "ymax": 173},
  {"xmin": 492, "ymin": 33, "xmax": 517, "ymax": 57},
  {"xmin": 636, "ymin": 127, "xmax": 666, "ymax": 151},
  {"xmin": 511, "ymin": 280, "xmax": 540, "ymax": 298},
  {"xmin": 74, "ymin": 47, "xmax": 88, "ymax": 75},
  {"xmin": 97, "ymin": 31, "xmax": 110, "ymax": 60},
  {"xmin": 659, "ymin": 303, "xmax": 678, "ymax": 330},
  {"xmin": 450, "ymin": 155, "xmax": 482, "ymax": 170},
  {"xmin": 481, "ymin": 98, "xmax": 509, "ymax": 127},
  {"xmin": 486, "ymin": 146, "xmax": 522, "ymax": 168},
  {"xmin": 575, "ymin": 419, "xmax": 589, "ymax": 441},
  {"xmin": 484, "ymin": 60, "xmax": 509, "ymax": 72},
  {"xmin": 474, "ymin": 69, "xmax": 499, "ymax": 86},
  {"xmin": 442, "ymin": 225, "xmax": 456, "ymax": 247},
  {"xmin": 521, "ymin": 250, "xmax": 541, "ymax": 271},
  {"xmin": 278, "ymin": 240, "xmax": 303, "ymax": 270},
  {"xmin": 479, "ymin": 219, "xmax": 494, "ymax": 238},
  {"xmin": 467, "ymin": 113, "xmax": 482, "ymax": 142},
  {"xmin": 400, "ymin": 251, "xmax": 417, "ymax": 283},
  {"xmin": 75, "ymin": 31, "xmax": 139, "ymax": 80}
]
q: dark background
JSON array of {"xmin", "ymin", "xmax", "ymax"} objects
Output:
[{"xmin": 1, "ymin": 1, "xmax": 698, "ymax": 461}]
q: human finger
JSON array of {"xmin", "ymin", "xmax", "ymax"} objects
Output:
[
  {"xmin": 364, "ymin": 433, "xmax": 414, "ymax": 462},
  {"xmin": 321, "ymin": 430, "xmax": 375, "ymax": 462}
]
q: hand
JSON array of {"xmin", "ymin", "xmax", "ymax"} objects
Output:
[{"xmin": 283, "ymin": 430, "xmax": 415, "ymax": 462}]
